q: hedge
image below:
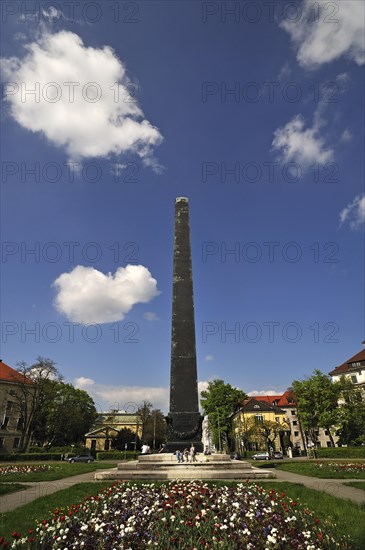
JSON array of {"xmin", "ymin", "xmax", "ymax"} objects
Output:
[
  {"xmin": 96, "ymin": 451, "xmax": 138, "ymax": 460},
  {"xmin": 316, "ymin": 447, "xmax": 365, "ymax": 459},
  {"xmin": 0, "ymin": 453, "xmax": 62, "ymax": 461}
]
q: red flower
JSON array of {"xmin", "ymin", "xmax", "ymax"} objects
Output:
[
  {"xmin": 292, "ymin": 501, "xmax": 297, "ymax": 507},
  {"xmin": 11, "ymin": 532, "xmax": 21, "ymax": 540},
  {"xmin": 318, "ymin": 532, "xmax": 323, "ymax": 540},
  {"xmin": 314, "ymin": 518, "xmax": 320, "ymax": 524},
  {"xmin": 281, "ymin": 492, "xmax": 285, "ymax": 498},
  {"xmin": 42, "ymin": 519, "xmax": 48, "ymax": 525}
]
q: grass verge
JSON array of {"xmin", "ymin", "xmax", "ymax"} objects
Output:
[
  {"xmin": 344, "ymin": 481, "xmax": 365, "ymax": 490},
  {"xmin": 273, "ymin": 461, "xmax": 365, "ymax": 479},
  {"xmin": 0, "ymin": 462, "xmax": 118, "ymax": 482}
]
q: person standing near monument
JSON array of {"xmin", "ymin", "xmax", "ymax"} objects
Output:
[
  {"xmin": 141, "ymin": 444, "xmax": 149, "ymax": 454},
  {"xmin": 189, "ymin": 444, "xmax": 196, "ymax": 462}
]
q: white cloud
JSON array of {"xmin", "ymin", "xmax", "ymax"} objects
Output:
[
  {"xmin": 272, "ymin": 114, "xmax": 333, "ymax": 169},
  {"xmin": 42, "ymin": 7, "xmax": 63, "ymax": 22},
  {"xmin": 340, "ymin": 129, "xmax": 352, "ymax": 143},
  {"xmin": 204, "ymin": 355, "xmax": 214, "ymax": 362},
  {"xmin": 339, "ymin": 194, "xmax": 365, "ymax": 230},
  {"xmin": 280, "ymin": 0, "xmax": 365, "ymax": 68},
  {"xmin": 74, "ymin": 376, "xmax": 95, "ymax": 388},
  {"xmin": 73, "ymin": 378, "xmax": 211, "ymax": 414},
  {"xmin": 53, "ymin": 265, "xmax": 160, "ymax": 324},
  {"xmin": 248, "ymin": 390, "xmax": 283, "ymax": 397},
  {"xmin": 277, "ymin": 62, "xmax": 292, "ymax": 81},
  {"xmin": 143, "ymin": 312, "xmax": 159, "ymax": 321},
  {"xmin": 1, "ymin": 30, "xmax": 163, "ymax": 168},
  {"xmin": 74, "ymin": 377, "xmax": 169, "ymax": 412}
]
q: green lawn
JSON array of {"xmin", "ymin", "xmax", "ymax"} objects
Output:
[
  {"xmin": 0, "ymin": 481, "xmax": 364, "ymax": 548},
  {"xmin": 0, "ymin": 461, "xmax": 118, "ymax": 482},
  {"xmin": 273, "ymin": 461, "xmax": 365, "ymax": 479},
  {"xmin": 344, "ymin": 481, "xmax": 365, "ymax": 490},
  {"xmin": 0, "ymin": 483, "xmax": 27, "ymax": 496}
]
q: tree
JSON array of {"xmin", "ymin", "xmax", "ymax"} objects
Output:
[
  {"xmin": 8, "ymin": 357, "xmax": 63, "ymax": 451},
  {"xmin": 336, "ymin": 377, "xmax": 365, "ymax": 446},
  {"xmin": 42, "ymin": 383, "xmax": 98, "ymax": 446},
  {"xmin": 136, "ymin": 401, "xmax": 166, "ymax": 449},
  {"xmin": 244, "ymin": 417, "xmax": 288, "ymax": 452},
  {"xmin": 200, "ymin": 379, "xmax": 246, "ymax": 451},
  {"xmin": 113, "ymin": 428, "xmax": 138, "ymax": 450},
  {"xmin": 292, "ymin": 370, "xmax": 342, "ymax": 449},
  {"xmin": 6, "ymin": 357, "xmax": 97, "ymax": 450}
]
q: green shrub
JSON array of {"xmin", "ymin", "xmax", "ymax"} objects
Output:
[
  {"xmin": 316, "ymin": 447, "xmax": 365, "ymax": 459},
  {"xmin": 96, "ymin": 451, "xmax": 138, "ymax": 460},
  {"xmin": 0, "ymin": 453, "xmax": 61, "ymax": 461}
]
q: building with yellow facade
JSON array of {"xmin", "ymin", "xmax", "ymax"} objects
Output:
[
  {"xmin": 85, "ymin": 410, "xmax": 142, "ymax": 452},
  {"xmin": 231, "ymin": 397, "xmax": 290, "ymax": 454}
]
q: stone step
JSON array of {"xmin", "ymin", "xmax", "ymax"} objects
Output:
[
  {"xmin": 95, "ymin": 468, "xmax": 275, "ymax": 481},
  {"xmin": 117, "ymin": 461, "xmax": 253, "ymax": 471}
]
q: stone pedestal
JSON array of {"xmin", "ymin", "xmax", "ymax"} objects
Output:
[{"xmin": 95, "ymin": 453, "xmax": 275, "ymax": 481}]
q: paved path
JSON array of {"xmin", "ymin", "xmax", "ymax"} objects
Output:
[
  {"xmin": 0, "ymin": 469, "xmax": 364, "ymax": 514},
  {"xmin": 0, "ymin": 471, "xmax": 97, "ymax": 514}
]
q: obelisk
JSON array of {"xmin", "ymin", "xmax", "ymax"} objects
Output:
[{"xmin": 165, "ymin": 197, "xmax": 203, "ymax": 452}]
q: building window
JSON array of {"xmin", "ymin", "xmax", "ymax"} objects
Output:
[
  {"xmin": 255, "ymin": 415, "xmax": 264, "ymax": 423},
  {"xmin": 1, "ymin": 417, "xmax": 10, "ymax": 430},
  {"xmin": 351, "ymin": 375, "xmax": 358, "ymax": 384},
  {"xmin": 294, "ymin": 431, "xmax": 299, "ymax": 437},
  {"xmin": 275, "ymin": 417, "xmax": 280, "ymax": 423},
  {"xmin": 6, "ymin": 401, "xmax": 14, "ymax": 413},
  {"xmin": 291, "ymin": 410, "xmax": 296, "ymax": 415},
  {"xmin": 17, "ymin": 417, "xmax": 24, "ymax": 431},
  {"xmin": 292, "ymin": 420, "xmax": 298, "ymax": 426},
  {"xmin": 13, "ymin": 438, "xmax": 20, "ymax": 449},
  {"xmin": 324, "ymin": 430, "xmax": 329, "ymax": 435}
]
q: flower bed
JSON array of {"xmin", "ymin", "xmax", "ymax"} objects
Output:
[
  {"xmin": 315, "ymin": 462, "xmax": 365, "ymax": 474},
  {"xmin": 3, "ymin": 481, "xmax": 352, "ymax": 549},
  {"xmin": 0, "ymin": 465, "xmax": 54, "ymax": 476}
]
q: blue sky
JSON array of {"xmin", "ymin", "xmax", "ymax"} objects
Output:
[{"xmin": 1, "ymin": 1, "xmax": 364, "ymax": 413}]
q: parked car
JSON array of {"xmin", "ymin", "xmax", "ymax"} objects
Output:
[
  {"xmin": 252, "ymin": 451, "xmax": 270, "ymax": 461},
  {"xmin": 68, "ymin": 454, "xmax": 94, "ymax": 463},
  {"xmin": 273, "ymin": 451, "xmax": 283, "ymax": 459},
  {"xmin": 230, "ymin": 452, "xmax": 241, "ymax": 460}
]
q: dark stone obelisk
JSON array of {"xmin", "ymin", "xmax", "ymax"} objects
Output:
[{"xmin": 165, "ymin": 197, "xmax": 203, "ymax": 453}]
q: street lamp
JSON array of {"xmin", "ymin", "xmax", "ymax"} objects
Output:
[
  {"xmin": 217, "ymin": 409, "xmax": 222, "ymax": 453},
  {"xmin": 153, "ymin": 410, "xmax": 156, "ymax": 452}
]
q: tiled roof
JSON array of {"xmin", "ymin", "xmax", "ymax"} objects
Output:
[
  {"xmin": 329, "ymin": 349, "xmax": 365, "ymax": 376},
  {"xmin": 248, "ymin": 390, "xmax": 297, "ymax": 407},
  {"xmin": 0, "ymin": 360, "xmax": 33, "ymax": 384},
  {"xmin": 241, "ymin": 397, "xmax": 285, "ymax": 414}
]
